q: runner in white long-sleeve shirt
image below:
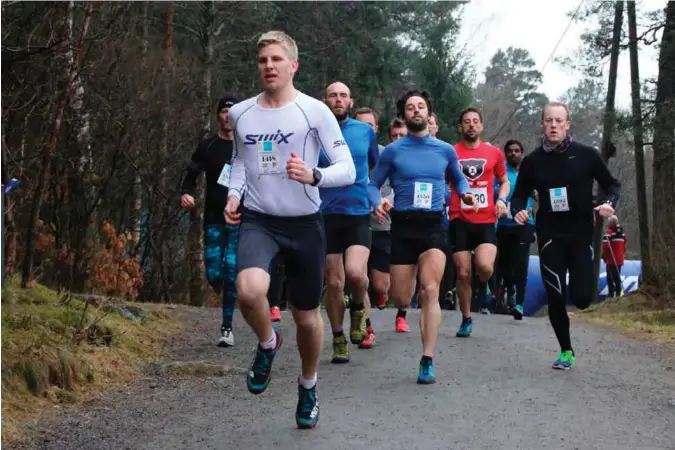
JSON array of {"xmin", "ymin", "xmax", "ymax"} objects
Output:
[{"xmin": 224, "ymin": 30, "xmax": 355, "ymax": 430}]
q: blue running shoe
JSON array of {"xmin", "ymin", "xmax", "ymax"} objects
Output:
[
  {"xmin": 247, "ymin": 330, "xmax": 282, "ymax": 395},
  {"xmin": 456, "ymin": 317, "xmax": 472, "ymax": 337},
  {"xmin": 296, "ymin": 382, "xmax": 320, "ymax": 429},
  {"xmin": 513, "ymin": 304, "xmax": 524, "ymax": 320},
  {"xmin": 417, "ymin": 358, "xmax": 436, "ymax": 384}
]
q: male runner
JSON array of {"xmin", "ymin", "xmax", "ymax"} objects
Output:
[
  {"xmin": 180, "ymin": 94, "xmax": 242, "ymax": 347},
  {"xmin": 224, "ymin": 31, "xmax": 356, "ymax": 428},
  {"xmin": 512, "ymin": 101, "xmax": 620, "ymax": 370},
  {"xmin": 428, "ymin": 112, "xmax": 439, "ymax": 137},
  {"xmin": 370, "ymin": 90, "xmax": 474, "ymax": 384},
  {"xmin": 354, "ymin": 111, "xmax": 412, "ymax": 333},
  {"xmin": 320, "ymin": 84, "xmax": 380, "ymax": 362},
  {"xmin": 449, "ymin": 107, "xmax": 510, "ymax": 337},
  {"xmin": 494, "ymin": 139, "xmax": 536, "ymax": 320}
]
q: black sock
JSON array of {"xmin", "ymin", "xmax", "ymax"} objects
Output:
[
  {"xmin": 332, "ymin": 330, "xmax": 344, "ymax": 339},
  {"xmin": 221, "ymin": 321, "xmax": 232, "ymax": 330},
  {"xmin": 397, "ymin": 309, "xmax": 407, "ymax": 319},
  {"xmin": 350, "ymin": 301, "xmax": 364, "ymax": 312},
  {"xmin": 421, "ymin": 355, "xmax": 432, "ymax": 364},
  {"xmin": 365, "ymin": 318, "xmax": 372, "ymax": 328}
]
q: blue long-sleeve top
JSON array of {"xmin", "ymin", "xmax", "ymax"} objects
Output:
[
  {"xmin": 368, "ymin": 134, "xmax": 469, "ymax": 212},
  {"xmin": 318, "ymin": 118, "xmax": 380, "ymax": 215}
]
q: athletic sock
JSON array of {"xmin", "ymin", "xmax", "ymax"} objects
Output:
[
  {"xmin": 397, "ymin": 309, "xmax": 407, "ymax": 319},
  {"xmin": 332, "ymin": 330, "xmax": 344, "ymax": 339},
  {"xmin": 421, "ymin": 355, "xmax": 432, "ymax": 364},
  {"xmin": 350, "ymin": 301, "xmax": 364, "ymax": 311},
  {"xmin": 365, "ymin": 317, "xmax": 372, "ymax": 328},
  {"xmin": 260, "ymin": 330, "xmax": 277, "ymax": 350},
  {"xmin": 299, "ymin": 373, "xmax": 317, "ymax": 389}
]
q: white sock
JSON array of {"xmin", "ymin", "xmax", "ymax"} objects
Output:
[
  {"xmin": 260, "ymin": 330, "xmax": 277, "ymax": 350},
  {"xmin": 299, "ymin": 373, "xmax": 317, "ymax": 390}
]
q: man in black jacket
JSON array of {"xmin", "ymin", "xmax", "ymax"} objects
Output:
[{"xmin": 511, "ymin": 101, "xmax": 620, "ymax": 371}]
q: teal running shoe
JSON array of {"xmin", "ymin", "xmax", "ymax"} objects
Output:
[
  {"xmin": 513, "ymin": 304, "xmax": 524, "ymax": 320},
  {"xmin": 456, "ymin": 317, "xmax": 472, "ymax": 337},
  {"xmin": 296, "ymin": 382, "xmax": 320, "ymax": 429},
  {"xmin": 417, "ymin": 358, "xmax": 436, "ymax": 384},
  {"xmin": 247, "ymin": 330, "xmax": 282, "ymax": 394}
]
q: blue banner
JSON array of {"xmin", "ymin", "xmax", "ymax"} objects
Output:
[{"xmin": 523, "ymin": 256, "xmax": 642, "ymax": 316}]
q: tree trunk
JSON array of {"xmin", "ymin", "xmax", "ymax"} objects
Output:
[
  {"xmin": 650, "ymin": 0, "xmax": 675, "ymax": 298},
  {"xmin": 130, "ymin": 2, "xmax": 149, "ymax": 255},
  {"xmin": 591, "ymin": 0, "xmax": 623, "ymax": 302},
  {"xmin": 20, "ymin": 3, "xmax": 94, "ymax": 288},
  {"xmin": 627, "ymin": 0, "xmax": 652, "ymax": 282}
]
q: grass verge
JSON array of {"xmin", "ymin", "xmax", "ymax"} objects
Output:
[
  {"xmin": 1, "ymin": 280, "xmax": 183, "ymax": 445},
  {"xmin": 576, "ymin": 290, "xmax": 675, "ymax": 347}
]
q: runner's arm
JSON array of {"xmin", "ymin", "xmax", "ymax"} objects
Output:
[
  {"xmin": 445, "ymin": 145, "xmax": 469, "ymax": 197},
  {"xmin": 313, "ymin": 104, "xmax": 356, "ymax": 188},
  {"xmin": 494, "ymin": 153, "xmax": 510, "ymax": 201},
  {"xmin": 510, "ymin": 156, "xmax": 533, "ymax": 217},
  {"xmin": 367, "ymin": 129, "xmax": 380, "ymax": 171},
  {"xmin": 228, "ymin": 132, "xmax": 247, "ymax": 201},
  {"xmin": 367, "ymin": 147, "xmax": 394, "ymax": 208},
  {"xmin": 590, "ymin": 149, "xmax": 621, "ymax": 208},
  {"xmin": 180, "ymin": 143, "xmax": 205, "ymax": 196}
]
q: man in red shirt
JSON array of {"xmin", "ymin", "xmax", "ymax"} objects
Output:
[
  {"xmin": 602, "ymin": 215, "xmax": 627, "ymax": 297},
  {"xmin": 449, "ymin": 107, "xmax": 510, "ymax": 337}
]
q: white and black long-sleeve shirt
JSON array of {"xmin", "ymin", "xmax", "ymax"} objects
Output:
[{"xmin": 228, "ymin": 91, "xmax": 356, "ymax": 217}]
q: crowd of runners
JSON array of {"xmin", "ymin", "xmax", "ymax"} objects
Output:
[{"xmin": 180, "ymin": 30, "xmax": 621, "ymax": 429}]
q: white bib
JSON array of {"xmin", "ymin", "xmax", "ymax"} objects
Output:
[
  {"xmin": 217, "ymin": 163, "xmax": 232, "ymax": 187},
  {"xmin": 461, "ymin": 187, "xmax": 489, "ymax": 209},
  {"xmin": 549, "ymin": 187, "xmax": 570, "ymax": 212},
  {"xmin": 413, "ymin": 182, "xmax": 433, "ymax": 209},
  {"xmin": 257, "ymin": 141, "xmax": 282, "ymax": 175}
]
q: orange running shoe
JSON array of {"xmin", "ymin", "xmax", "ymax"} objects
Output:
[
  {"xmin": 376, "ymin": 294, "xmax": 387, "ymax": 310},
  {"xmin": 359, "ymin": 327, "xmax": 376, "ymax": 349},
  {"xmin": 270, "ymin": 306, "xmax": 281, "ymax": 322},
  {"xmin": 395, "ymin": 316, "xmax": 410, "ymax": 333}
]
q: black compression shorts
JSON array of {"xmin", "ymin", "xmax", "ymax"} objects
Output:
[
  {"xmin": 450, "ymin": 218, "xmax": 497, "ymax": 253},
  {"xmin": 369, "ymin": 230, "xmax": 391, "ymax": 273},
  {"xmin": 323, "ymin": 214, "xmax": 371, "ymax": 255},
  {"xmin": 390, "ymin": 210, "xmax": 447, "ymax": 265}
]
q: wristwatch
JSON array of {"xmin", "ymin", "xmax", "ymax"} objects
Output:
[
  {"xmin": 497, "ymin": 197, "xmax": 507, "ymax": 204},
  {"xmin": 311, "ymin": 168, "xmax": 322, "ymax": 187}
]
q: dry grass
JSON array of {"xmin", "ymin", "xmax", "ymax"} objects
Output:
[
  {"xmin": 0, "ymin": 280, "xmax": 183, "ymax": 445},
  {"xmin": 577, "ymin": 289, "xmax": 675, "ymax": 347}
]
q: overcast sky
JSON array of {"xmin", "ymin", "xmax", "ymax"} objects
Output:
[{"xmin": 456, "ymin": 0, "xmax": 666, "ymax": 110}]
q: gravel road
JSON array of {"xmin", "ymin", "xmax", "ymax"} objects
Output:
[{"xmin": 16, "ymin": 307, "xmax": 675, "ymax": 450}]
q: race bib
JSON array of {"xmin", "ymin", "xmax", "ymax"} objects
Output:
[
  {"xmin": 549, "ymin": 187, "xmax": 570, "ymax": 212},
  {"xmin": 461, "ymin": 187, "xmax": 489, "ymax": 209},
  {"xmin": 257, "ymin": 141, "xmax": 282, "ymax": 175},
  {"xmin": 413, "ymin": 182, "xmax": 432, "ymax": 209},
  {"xmin": 217, "ymin": 163, "xmax": 232, "ymax": 187}
]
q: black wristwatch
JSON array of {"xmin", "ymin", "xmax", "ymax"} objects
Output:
[{"xmin": 311, "ymin": 168, "xmax": 322, "ymax": 187}]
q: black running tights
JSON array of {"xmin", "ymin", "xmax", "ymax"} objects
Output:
[{"xmin": 538, "ymin": 234, "xmax": 595, "ymax": 352}]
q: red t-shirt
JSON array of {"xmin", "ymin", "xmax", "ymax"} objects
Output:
[{"xmin": 449, "ymin": 141, "xmax": 506, "ymax": 224}]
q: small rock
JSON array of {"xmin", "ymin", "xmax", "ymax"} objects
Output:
[{"xmin": 668, "ymin": 398, "xmax": 675, "ymax": 408}]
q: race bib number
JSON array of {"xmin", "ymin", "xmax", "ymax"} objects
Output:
[
  {"xmin": 461, "ymin": 187, "xmax": 488, "ymax": 209},
  {"xmin": 549, "ymin": 187, "xmax": 570, "ymax": 212},
  {"xmin": 413, "ymin": 182, "xmax": 433, "ymax": 209},
  {"xmin": 257, "ymin": 141, "xmax": 282, "ymax": 175},
  {"xmin": 217, "ymin": 163, "xmax": 232, "ymax": 187}
]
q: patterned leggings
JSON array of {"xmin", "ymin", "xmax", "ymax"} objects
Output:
[{"xmin": 204, "ymin": 224, "xmax": 239, "ymax": 327}]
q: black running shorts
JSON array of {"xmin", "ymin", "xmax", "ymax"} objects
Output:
[
  {"xmin": 237, "ymin": 208, "xmax": 326, "ymax": 311},
  {"xmin": 323, "ymin": 213, "xmax": 372, "ymax": 255},
  {"xmin": 390, "ymin": 210, "xmax": 448, "ymax": 266},
  {"xmin": 369, "ymin": 230, "xmax": 391, "ymax": 273},
  {"xmin": 450, "ymin": 218, "xmax": 497, "ymax": 253}
]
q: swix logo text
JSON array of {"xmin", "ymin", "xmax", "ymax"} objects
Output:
[{"xmin": 244, "ymin": 130, "xmax": 294, "ymax": 145}]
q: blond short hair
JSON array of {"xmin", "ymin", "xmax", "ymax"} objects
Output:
[
  {"xmin": 542, "ymin": 102, "xmax": 571, "ymax": 121},
  {"xmin": 257, "ymin": 31, "xmax": 298, "ymax": 60}
]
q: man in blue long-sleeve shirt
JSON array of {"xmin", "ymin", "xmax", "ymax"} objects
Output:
[
  {"xmin": 369, "ymin": 90, "xmax": 475, "ymax": 384},
  {"xmin": 319, "ymin": 82, "xmax": 380, "ymax": 364}
]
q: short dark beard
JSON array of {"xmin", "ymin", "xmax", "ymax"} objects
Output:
[
  {"xmin": 406, "ymin": 117, "xmax": 427, "ymax": 133},
  {"xmin": 333, "ymin": 105, "xmax": 351, "ymax": 123},
  {"xmin": 462, "ymin": 132, "xmax": 478, "ymax": 143}
]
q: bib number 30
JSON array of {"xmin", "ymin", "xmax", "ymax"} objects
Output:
[{"xmin": 461, "ymin": 187, "xmax": 488, "ymax": 209}]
